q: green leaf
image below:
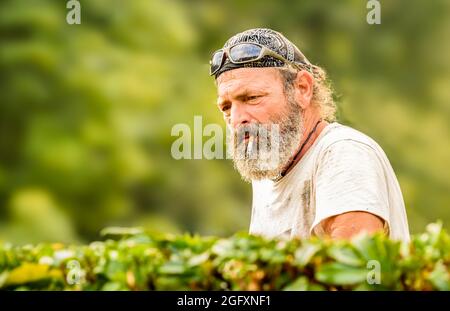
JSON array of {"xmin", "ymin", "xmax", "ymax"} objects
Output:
[
  {"xmin": 316, "ymin": 263, "xmax": 368, "ymax": 285},
  {"xmin": 294, "ymin": 242, "xmax": 321, "ymax": 267},
  {"xmin": 5, "ymin": 263, "xmax": 50, "ymax": 286},
  {"xmin": 100, "ymin": 227, "xmax": 144, "ymax": 238},
  {"xmin": 187, "ymin": 252, "xmax": 209, "ymax": 267},
  {"xmin": 327, "ymin": 245, "xmax": 364, "ymax": 267},
  {"xmin": 427, "ymin": 260, "xmax": 450, "ymax": 290},
  {"xmin": 283, "ymin": 276, "xmax": 309, "ymax": 291},
  {"xmin": 0, "ymin": 271, "xmax": 9, "ymax": 288},
  {"xmin": 102, "ymin": 281, "xmax": 124, "ymax": 291},
  {"xmin": 158, "ymin": 262, "xmax": 186, "ymax": 275}
]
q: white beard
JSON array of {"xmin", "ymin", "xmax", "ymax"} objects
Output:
[{"xmin": 227, "ymin": 96, "xmax": 304, "ymax": 183}]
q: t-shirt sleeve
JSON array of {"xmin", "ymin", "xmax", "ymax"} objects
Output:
[{"xmin": 310, "ymin": 139, "xmax": 391, "ymax": 236}]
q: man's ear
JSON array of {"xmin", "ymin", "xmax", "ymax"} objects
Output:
[{"xmin": 294, "ymin": 70, "xmax": 314, "ymax": 110}]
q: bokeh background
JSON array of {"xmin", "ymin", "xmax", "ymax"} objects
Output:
[{"xmin": 0, "ymin": 0, "xmax": 449, "ymax": 244}]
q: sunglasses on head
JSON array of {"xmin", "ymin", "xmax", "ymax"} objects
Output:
[{"xmin": 209, "ymin": 42, "xmax": 311, "ymax": 76}]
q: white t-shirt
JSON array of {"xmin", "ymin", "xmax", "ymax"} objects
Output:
[{"xmin": 249, "ymin": 122, "xmax": 410, "ymax": 242}]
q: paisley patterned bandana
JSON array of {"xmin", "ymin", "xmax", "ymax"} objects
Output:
[{"xmin": 214, "ymin": 28, "xmax": 312, "ymax": 79}]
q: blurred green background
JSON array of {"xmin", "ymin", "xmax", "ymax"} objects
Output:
[{"xmin": 0, "ymin": 0, "xmax": 449, "ymax": 244}]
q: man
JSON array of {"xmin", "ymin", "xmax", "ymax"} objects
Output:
[{"xmin": 210, "ymin": 28, "xmax": 410, "ymax": 241}]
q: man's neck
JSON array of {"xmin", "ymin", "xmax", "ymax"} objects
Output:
[{"xmin": 281, "ymin": 116, "xmax": 329, "ymax": 177}]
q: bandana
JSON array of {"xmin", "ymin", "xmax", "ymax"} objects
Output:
[{"xmin": 214, "ymin": 28, "xmax": 311, "ymax": 79}]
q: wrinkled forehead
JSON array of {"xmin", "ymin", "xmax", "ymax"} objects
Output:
[{"xmin": 216, "ymin": 68, "xmax": 283, "ymax": 98}]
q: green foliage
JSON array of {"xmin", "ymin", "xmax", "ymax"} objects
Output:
[{"xmin": 0, "ymin": 223, "xmax": 448, "ymax": 291}]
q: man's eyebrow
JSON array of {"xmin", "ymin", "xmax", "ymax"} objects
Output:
[{"xmin": 217, "ymin": 89, "xmax": 268, "ymax": 106}]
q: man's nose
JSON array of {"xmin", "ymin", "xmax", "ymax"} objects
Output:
[{"xmin": 230, "ymin": 104, "xmax": 251, "ymax": 129}]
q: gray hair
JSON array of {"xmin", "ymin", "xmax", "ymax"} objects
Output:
[{"xmin": 278, "ymin": 64, "xmax": 337, "ymax": 122}]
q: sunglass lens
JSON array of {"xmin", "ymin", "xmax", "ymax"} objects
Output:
[
  {"xmin": 229, "ymin": 44, "xmax": 262, "ymax": 63},
  {"xmin": 210, "ymin": 51, "xmax": 224, "ymax": 75}
]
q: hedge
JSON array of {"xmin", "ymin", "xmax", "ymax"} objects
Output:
[{"xmin": 0, "ymin": 223, "xmax": 449, "ymax": 291}]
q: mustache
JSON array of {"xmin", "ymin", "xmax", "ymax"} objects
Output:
[
  {"xmin": 233, "ymin": 123, "xmax": 258, "ymax": 146},
  {"xmin": 228, "ymin": 122, "xmax": 282, "ymax": 161},
  {"xmin": 230, "ymin": 123, "xmax": 280, "ymax": 146}
]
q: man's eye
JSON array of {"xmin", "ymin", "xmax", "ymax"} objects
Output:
[
  {"xmin": 221, "ymin": 105, "xmax": 230, "ymax": 112},
  {"xmin": 247, "ymin": 95, "xmax": 260, "ymax": 101}
]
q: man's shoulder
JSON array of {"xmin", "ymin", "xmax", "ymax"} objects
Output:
[{"xmin": 318, "ymin": 122, "xmax": 381, "ymax": 153}]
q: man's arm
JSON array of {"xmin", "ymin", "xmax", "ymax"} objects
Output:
[
  {"xmin": 311, "ymin": 140, "xmax": 391, "ymax": 240},
  {"xmin": 320, "ymin": 211, "xmax": 385, "ymax": 239}
]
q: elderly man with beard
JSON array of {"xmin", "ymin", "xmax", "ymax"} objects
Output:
[{"xmin": 210, "ymin": 28, "xmax": 410, "ymax": 241}]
